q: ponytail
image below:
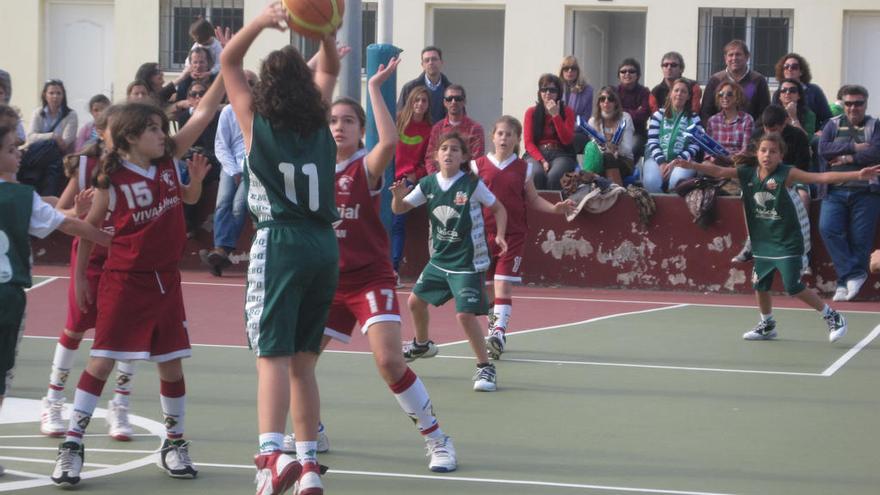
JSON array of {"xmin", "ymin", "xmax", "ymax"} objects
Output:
[{"xmin": 96, "ymin": 149, "xmax": 123, "ymax": 189}]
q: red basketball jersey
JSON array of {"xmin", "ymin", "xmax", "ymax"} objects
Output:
[
  {"xmin": 334, "ymin": 150, "xmax": 394, "ymax": 284},
  {"xmin": 473, "ymin": 155, "xmax": 531, "ymax": 236},
  {"xmin": 102, "ymin": 158, "xmax": 186, "ymax": 272},
  {"xmin": 70, "ymin": 155, "xmax": 110, "ymax": 266}
]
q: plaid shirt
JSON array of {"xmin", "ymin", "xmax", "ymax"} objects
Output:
[
  {"xmin": 706, "ymin": 111, "xmax": 754, "ymax": 155},
  {"xmin": 424, "ymin": 115, "xmax": 485, "ymax": 174}
]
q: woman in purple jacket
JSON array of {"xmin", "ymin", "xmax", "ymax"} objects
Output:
[{"xmin": 559, "ymin": 55, "xmax": 593, "ymax": 153}]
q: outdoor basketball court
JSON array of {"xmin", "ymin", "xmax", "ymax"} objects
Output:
[{"xmin": 2, "ymin": 267, "xmax": 879, "ymax": 494}]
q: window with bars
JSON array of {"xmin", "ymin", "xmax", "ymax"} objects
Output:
[
  {"xmin": 290, "ymin": 1, "xmax": 376, "ymax": 72},
  {"xmin": 696, "ymin": 8, "xmax": 793, "ymax": 84},
  {"xmin": 159, "ymin": 0, "xmax": 244, "ymax": 71}
]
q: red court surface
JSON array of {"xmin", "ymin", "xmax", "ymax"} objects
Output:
[{"xmin": 26, "ymin": 265, "xmax": 880, "ymax": 352}]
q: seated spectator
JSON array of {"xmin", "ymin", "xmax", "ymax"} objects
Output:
[
  {"xmin": 184, "ymin": 17, "xmax": 223, "ymax": 76},
  {"xmin": 0, "ymin": 76, "xmax": 24, "ymax": 143},
  {"xmin": 649, "ymin": 51, "xmax": 702, "ymax": 114},
  {"xmin": 774, "ymin": 78, "xmax": 816, "ymax": 136},
  {"xmin": 135, "ymin": 62, "xmax": 180, "ymax": 104},
  {"xmin": 398, "ymin": 46, "xmax": 451, "ymax": 124},
  {"xmin": 752, "ymin": 104, "xmax": 811, "ymax": 171},
  {"xmin": 818, "ymin": 84, "xmax": 880, "ymax": 301},
  {"xmin": 701, "ymin": 39, "xmax": 770, "ymax": 123},
  {"xmin": 424, "ymin": 84, "xmax": 484, "ymax": 173},
  {"xmin": 643, "ymin": 79, "xmax": 701, "ymax": 193},
  {"xmin": 559, "ymin": 55, "xmax": 593, "ymax": 152},
  {"xmin": 202, "ymin": 70, "xmax": 258, "ymax": 276},
  {"xmin": 126, "ymin": 81, "xmax": 151, "ymax": 102},
  {"xmin": 74, "ymin": 94, "xmax": 110, "ymax": 151},
  {"xmin": 586, "ymin": 86, "xmax": 635, "ymax": 185},
  {"xmin": 20, "ymin": 79, "xmax": 78, "ymax": 195},
  {"xmin": 175, "ymin": 46, "xmax": 217, "ymax": 103},
  {"xmin": 523, "ymin": 74, "xmax": 576, "ymax": 190},
  {"xmin": 774, "ymin": 53, "xmax": 832, "ymax": 131},
  {"xmin": 830, "ymin": 86, "xmax": 845, "ymax": 118},
  {"xmin": 616, "ymin": 58, "xmax": 651, "ymax": 158},
  {"xmin": 392, "ymin": 86, "xmax": 433, "ymax": 280},
  {"xmin": 706, "ymin": 81, "xmax": 754, "ymax": 156}
]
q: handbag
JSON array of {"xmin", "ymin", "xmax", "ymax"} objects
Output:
[{"xmin": 17, "ymin": 111, "xmax": 67, "ymax": 194}]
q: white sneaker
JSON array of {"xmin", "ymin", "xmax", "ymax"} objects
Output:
[
  {"xmin": 845, "ymin": 274, "xmax": 868, "ymax": 301},
  {"xmin": 832, "ymin": 286, "xmax": 849, "ymax": 302},
  {"xmin": 106, "ymin": 399, "xmax": 133, "ymax": 441},
  {"xmin": 425, "ymin": 435, "xmax": 457, "ymax": 472},
  {"xmin": 40, "ymin": 397, "xmax": 66, "ymax": 437},
  {"xmin": 293, "ymin": 464, "xmax": 323, "ymax": 495},
  {"xmin": 743, "ymin": 319, "xmax": 777, "ymax": 341},
  {"xmin": 282, "ymin": 428, "xmax": 330, "ymax": 454},
  {"xmin": 254, "ymin": 451, "xmax": 300, "ymax": 495},
  {"xmin": 473, "ymin": 363, "xmax": 497, "ymax": 392},
  {"xmin": 486, "ymin": 328, "xmax": 506, "ymax": 360},
  {"xmin": 158, "ymin": 439, "xmax": 198, "ymax": 478},
  {"xmin": 825, "ymin": 310, "xmax": 848, "ymax": 343},
  {"xmin": 51, "ymin": 441, "xmax": 84, "ymax": 487}
]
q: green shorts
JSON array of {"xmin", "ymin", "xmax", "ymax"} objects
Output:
[
  {"xmin": 246, "ymin": 223, "xmax": 339, "ymax": 357},
  {"xmin": 753, "ymin": 256, "xmax": 807, "ymax": 295},
  {"xmin": 413, "ymin": 263, "xmax": 488, "ymax": 315},
  {"xmin": 0, "ymin": 284, "xmax": 26, "ymax": 396}
]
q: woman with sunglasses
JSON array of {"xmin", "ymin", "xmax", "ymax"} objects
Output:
[
  {"xmin": 774, "ymin": 78, "xmax": 816, "ymax": 137},
  {"xmin": 643, "ymin": 79, "xmax": 702, "ymax": 193},
  {"xmin": 587, "ymin": 87, "xmax": 635, "ymax": 185},
  {"xmin": 616, "ymin": 58, "xmax": 651, "ymax": 159},
  {"xmin": 706, "ymin": 81, "xmax": 754, "ymax": 156},
  {"xmin": 774, "ymin": 53, "xmax": 831, "ymax": 131},
  {"xmin": 523, "ymin": 73, "xmax": 576, "ymax": 190},
  {"xmin": 558, "ymin": 56, "xmax": 593, "ymax": 152}
]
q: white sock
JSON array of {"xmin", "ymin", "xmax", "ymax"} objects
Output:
[
  {"xmin": 112, "ymin": 360, "xmax": 135, "ymax": 407},
  {"xmin": 760, "ymin": 313, "xmax": 773, "ymax": 322},
  {"xmin": 258, "ymin": 432, "xmax": 285, "ymax": 453},
  {"xmin": 493, "ymin": 299, "xmax": 512, "ymax": 331},
  {"xmin": 65, "ymin": 372, "xmax": 105, "ymax": 444},
  {"xmin": 47, "ymin": 343, "xmax": 78, "ymax": 401},
  {"xmin": 821, "ymin": 305, "xmax": 832, "ymax": 317},
  {"xmin": 159, "ymin": 379, "xmax": 186, "ymax": 440},
  {"xmin": 390, "ymin": 367, "xmax": 442, "ymax": 439},
  {"xmin": 295, "ymin": 441, "xmax": 317, "ymax": 464}
]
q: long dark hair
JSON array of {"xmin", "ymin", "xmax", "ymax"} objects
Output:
[
  {"xmin": 592, "ymin": 85, "xmax": 622, "ymax": 123},
  {"xmin": 135, "ymin": 63, "xmax": 163, "ymax": 92},
  {"xmin": 41, "ymin": 79, "xmax": 71, "ymax": 119},
  {"xmin": 65, "ymin": 104, "xmax": 122, "ymax": 178},
  {"xmin": 397, "ymin": 86, "xmax": 432, "ymax": 134},
  {"xmin": 663, "ymin": 79, "xmax": 695, "ymax": 119},
  {"xmin": 774, "ymin": 78, "xmax": 808, "ymax": 124},
  {"xmin": 331, "ymin": 97, "xmax": 366, "ymax": 149},
  {"xmin": 774, "ymin": 52, "xmax": 812, "ymax": 84},
  {"xmin": 253, "ymin": 45, "xmax": 328, "ymax": 136},
  {"xmin": 97, "ymin": 102, "xmax": 173, "ymax": 189},
  {"xmin": 531, "ymin": 74, "xmax": 567, "ymax": 145},
  {"xmin": 436, "ymin": 131, "xmax": 473, "ymax": 176}
]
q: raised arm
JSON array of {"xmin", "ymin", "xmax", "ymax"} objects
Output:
[
  {"xmin": 171, "ymin": 73, "xmax": 225, "ymax": 158},
  {"xmin": 787, "ymin": 164, "xmax": 880, "ymax": 186},
  {"xmin": 390, "ymin": 179, "xmax": 416, "ymax": 214},
  {"xmin": 313, "ymin": 34, "xmax": 341, "ymax": 106},
  {"xmin": 73, "ymin": 188, "xmax": 110, "ymax": 311},
  {"xmin": 365, "ymin": 58, "xmax": 401, "ymax": 186},
  {"xmin": 525, "ymin": 179, "xmax": 574, "ymax": 215},
  {"xmin": 671, "ymin": 158, "xmax": 738, "ymax": 179}
]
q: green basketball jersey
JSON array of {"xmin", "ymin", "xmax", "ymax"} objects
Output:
[
  {"xmin": 244, "ymin": 114, "xmax": 339, "ymax": 227},
  {"xmin": 419, "ymin": 173, "xmax": 490, "ymax": 272},
  {"xmin": 0, "ymin": 182, "xmax": 35, "ymax": 288},
  {"xmin": 737, "ymin": 164, "xmax": 810, "ymax": 258}
]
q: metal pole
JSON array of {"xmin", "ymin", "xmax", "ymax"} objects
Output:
[
  {"xmin": 338, "ymin": 0, "xmax": 362, "ymax": 100},
  {"xmin": 377, "ymin": 0, "xmax": 393, "ymax": 44}
]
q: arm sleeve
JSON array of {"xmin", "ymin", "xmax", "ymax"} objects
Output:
[
  {"xmin": 628, "ymin": 87, "xmax": 651, "ymax": 128},
  {"xmin": 648, "ymin": 93, "xmax": 659, "ymax": 114},
  {"xmin": 214, "ymin": 108, "xmax": 238, "ymax": 176},
  {"xmin": 854, "ymin": 120, "xmax": 880, "ymax": 166},
  {"xmin": 691, "ymin": 84, "xmax": 703, "ymax": 114},
  {"xmin": 403, "ymin": 184, "xmax": 427, "ymax": 207},
  {"xmin": 810, "ymin": 85, "xmax": 833, "ymax": 129},
  {"xmin": 75, "ymin": 123, "xmax": 92, "ymax": 152},
  {"xmin": 522, "ymin": 106, "xmax": 543, "ymax": 162},
  {"xmin": 646, "ymin": 112, "xmax": 664, "ymax": 163},
  {"xmin": 29, "ymin": 192, "xmax": 66, "ymax": 238},
  {"xmin": 740, "ymin": 115, "xmax": 754, "ymax": 154},
  {"xmin": 473, "ymin": 180, "xmax": 497, "ymax": 207},
  {"xmin": 819, "ymin": 121, "xmax": 853, "ymax": 159},
  {"xmin": 619, "ymin": 113, "xmax": 636, "ymax": 159},
  {"xmin": 469, "ymin": 122, "xmax": 485, "ymax": 159},
  {"xmin": 793, "ymin": 130, "xmax": 812, "ymax": 170},
  {"xmin": 553, "ymin": 109, "xmax": 575, "ymax": 145},
  {"xmin": 27, "ymin": 108, "xmax": 53, "ymax": 144},
  {"xmin": 61, "ymin": 111, "xmax": 78, "ymax": 150},
  {"xmin": 700, "ymin": 77, "xmax": 720, "ymax": 123},
  {"xmin": 752, "ymin": 76, "xmax": 771, "ymax": 120},
  {"xmin": 679, "ymin": 116, "xmax": 702, "ymax": 161},
  {"xmin": 424, "ymin": 125, "xmax": 440, "ymax": 174}
]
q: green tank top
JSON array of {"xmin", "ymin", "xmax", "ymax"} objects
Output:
[
  {"xmin": 0, "ymin": 182, "xmax": 36, "ymax": 287},
  {"xmin": 245, "ymin": 114, "xmax": 339, "ymax": 228},
  {"xmin": 419, "ymin": 173, "xmax": 490, "ymax": 272},
  {"xmin": 737, "ymin": 164, "xmax": 809, "ymax": 258}
]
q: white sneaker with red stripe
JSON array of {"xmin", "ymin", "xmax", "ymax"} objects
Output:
[
  {"xmin": 293, "ymin": 462, "xmax": 323, "ymax": 495},
  {"xmin": 254, "ymin": 451, "xmax": 301, "ymax": 495}
]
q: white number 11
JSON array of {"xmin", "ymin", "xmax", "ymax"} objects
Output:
[{"xmin": 278, "ymin": 162, "xmax": 319, "ymax": 211}]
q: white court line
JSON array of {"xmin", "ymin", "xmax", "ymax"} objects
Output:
[
  {"xmin": 194, "ymin": 462, "xmax": 737, "ymax": 495},
  {"xmin": 822, "ymin": 323, "xmax": 880, "ymax": 376},
  {"xmin": 0, "ymin": 445, "xmax": 154, "ymax": 454},
  {"xmin": 0, "ymin": 456, "xmax": 113, "ymax": 468},
  {"xmin": 0, "ymin": 470, "xmax": 49, "ymax": 480},
  {"xmin": 0, "ymin": 434, "xmax": 154, "ymax": 439},
  {"xmin": 24, "ymin": 277, "xmax": 58, "ymax": 292}
]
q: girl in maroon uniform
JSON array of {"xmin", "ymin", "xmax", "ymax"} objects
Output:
[
  {"xmin": 51, "ymin": 75, "xmax": 224, "ymax": 487},
  {"xmin": 473, "ymin": 116, "xmax": 573, "ymax": 359}
]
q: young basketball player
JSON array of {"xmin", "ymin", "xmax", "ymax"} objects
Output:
[{"xmin": 674, "ymin": 133, "xmax": 880, "ymax": 342}]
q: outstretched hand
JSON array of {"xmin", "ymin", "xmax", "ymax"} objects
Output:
[
  {"xmin": 186, "ymin": 153, "xmax": 212, "ymax": 184},
  {"xmin": 495, "ymin": 236, "xmax": 508, "ymax": 256},
  {"xmin": 73, "ymin": 188, "xmax": 95, "ymax": 218},
  {"xmin": 369, "ymin": 57, "xmax": 401, "ymax": 87},
  {"xmin": 214, "ymin": 26, "xmax": 234, "ymax": 47},
  {"xmin": 554, "ymin": 199, "xmax": 576, "ymax": 216},
  {"xmin": 858, "ymin": 164, "xmax": 880, "ymax": 181},
  {"xmin": 389, "ymin": 179, "xmax": 414, "ymax": 199},
  {"xmin": 259, "ymin": 1, "xmax": 289, "ymax": 31}
]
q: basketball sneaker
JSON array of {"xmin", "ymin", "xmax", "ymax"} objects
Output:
[
  {"xmin": 472, "ymin": 363, "xmax": 497, "ymax": 392},
  {"xmin": 845, "ymin": 274, "xmax": 868, "ymax": 301},
  {"xmin": 425, "ymin": 435, "xmax": 457, "ymax": 472},
  {"xmin": 293, "ymin": 462, "xmax": 323, "ymax": 495},
  {"xmin": 402, "ymin": 339, "xmax": 438, "ymax": 362},
  {"xmin": 743, "ymin": 319, "xmax": 777, "ymax": 340},
  {"xmin": 282, "ymin": 425, "xmax": 330, "ymax": 454},
  {"xmin": 486, "ymin": 328, "xmax": 506, "ymax": 360},
  {"xmin": 254, "ymin": 451, "xmax": 301, "ymax": 495},
  {"xmin": 832, "ymin": 286, "xmax": 849, "ymax": 302},
  {"xmin": 731, "ymin": 241, "xmax": 753, "ymax": 263},
  {"xmin": 51, "ymin": 441, "xmax": 84, "ymax": 487},
  {"xmin": 158, "ymin": 438, "xmax": 198, "ymax": 478},
  {"xmin": 825, "ymin": 310, "xmax": 847, "ymax": 343},
  {"xmin": 40, "ymin": 396, "xmax": 66, "ymax": 437},
  {"xmin": 106, "ymin": 399, "xmax": 133, "ymax": 441}
]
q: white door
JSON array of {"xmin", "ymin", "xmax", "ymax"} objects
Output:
[
  {"xmin": 843, "ymin": 13, "xmax": 880, "ymax": 116},
  {"xmin": 46, "ymin": 1, "xmax": 115, "ymax": 123}
]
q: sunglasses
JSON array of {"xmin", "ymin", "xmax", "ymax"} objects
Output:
[
  {"xmin": 783, "ymin": 63, "xmax": 800, "ymax": 70},
  {"xmin": 539, "ymin": 87, "xmax": 559, "ymax": 94},
  {"xmin": 843, "ymin": 100, "xmax": 866, "ymax": 107},
  {"xmin": 619, "ymin": 69, "xmax": 637, "ymax": 75},
  {"xmin": 597, "ymin": 95, "xmax": 615, "ymax": 103},
  {"xmin": 662, "ymin": 62, "xmax": 680, "ymax": 68},
  {"xmin": 717, "ymin": 91, "xmax": 734, "ymax": 98},
  {"xmin": 779, "ymin": 87, "xmax": 799, "ymax": 95},
  {"xmin": 444, "ymin": 95, "xmax": 464, "ymax": 102},
  {"xmin": 188, "ymin": 91, "xmax": 205, "ymax": 98},
  {"xmin": 562, "ymin": 66, "xmax": 578, "ymax": 72}
]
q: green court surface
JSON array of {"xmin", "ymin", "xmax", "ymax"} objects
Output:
[{"xmin": 2, "ymin": 304, "xmax": 879, "ymax": 494}]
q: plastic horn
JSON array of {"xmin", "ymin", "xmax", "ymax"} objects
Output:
[
  {"xmin": 576, "ymin": 115, "xmax": 607, "ymax": 145},
  {"xmin": 610, "ymin": 119, "xmax": 627, "ymax": 145},
  {"xmin": 685, "ymin": 123, "xmax": 730, "ymax": 157}
]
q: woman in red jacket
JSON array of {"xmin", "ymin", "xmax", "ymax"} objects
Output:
[{"xmin": 524, "ymin": 74, "xmax": 576, "ymax": 191}]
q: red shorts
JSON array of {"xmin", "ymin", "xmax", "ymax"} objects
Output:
[
  {"xmin": 64, "ymin": 242, "xmax": 106, "ymax": 333},
  {"xmin": 92, "ymin": 270, "xmax": 191, "ymax": 362},
  {"xmin": 487, "ymin": 232, "xmax": 526, "ymax": 283},
  {"xmin": 324, "ymin": 276, "xmax": 401, "ymax": 343}
]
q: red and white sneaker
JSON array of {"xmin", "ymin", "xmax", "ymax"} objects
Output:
[
  {"xmin": 293, "ymin": 462, "xmax": 323, "ymax": 495},
  {"xmin": 254, "ymin": 451, "xmax": 301, "ymax": 495}
]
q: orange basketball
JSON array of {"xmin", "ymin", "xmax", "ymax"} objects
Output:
[{"xmin": 282, "ymin": 0, "xmax": 345, "ymax": 40}]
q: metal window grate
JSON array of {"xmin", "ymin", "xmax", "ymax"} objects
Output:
[
  {"xmin": 159, "ymin": 0, "xmax": 243, "ymax": 71},
  {"xmin": 697, "ymin": 8, "xmax": 793, "ymax": 84}
]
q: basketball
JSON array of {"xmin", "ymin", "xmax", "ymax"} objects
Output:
[{"xmin": 282, "ymin": 0, "xmax": 345, "ymax": 40}]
